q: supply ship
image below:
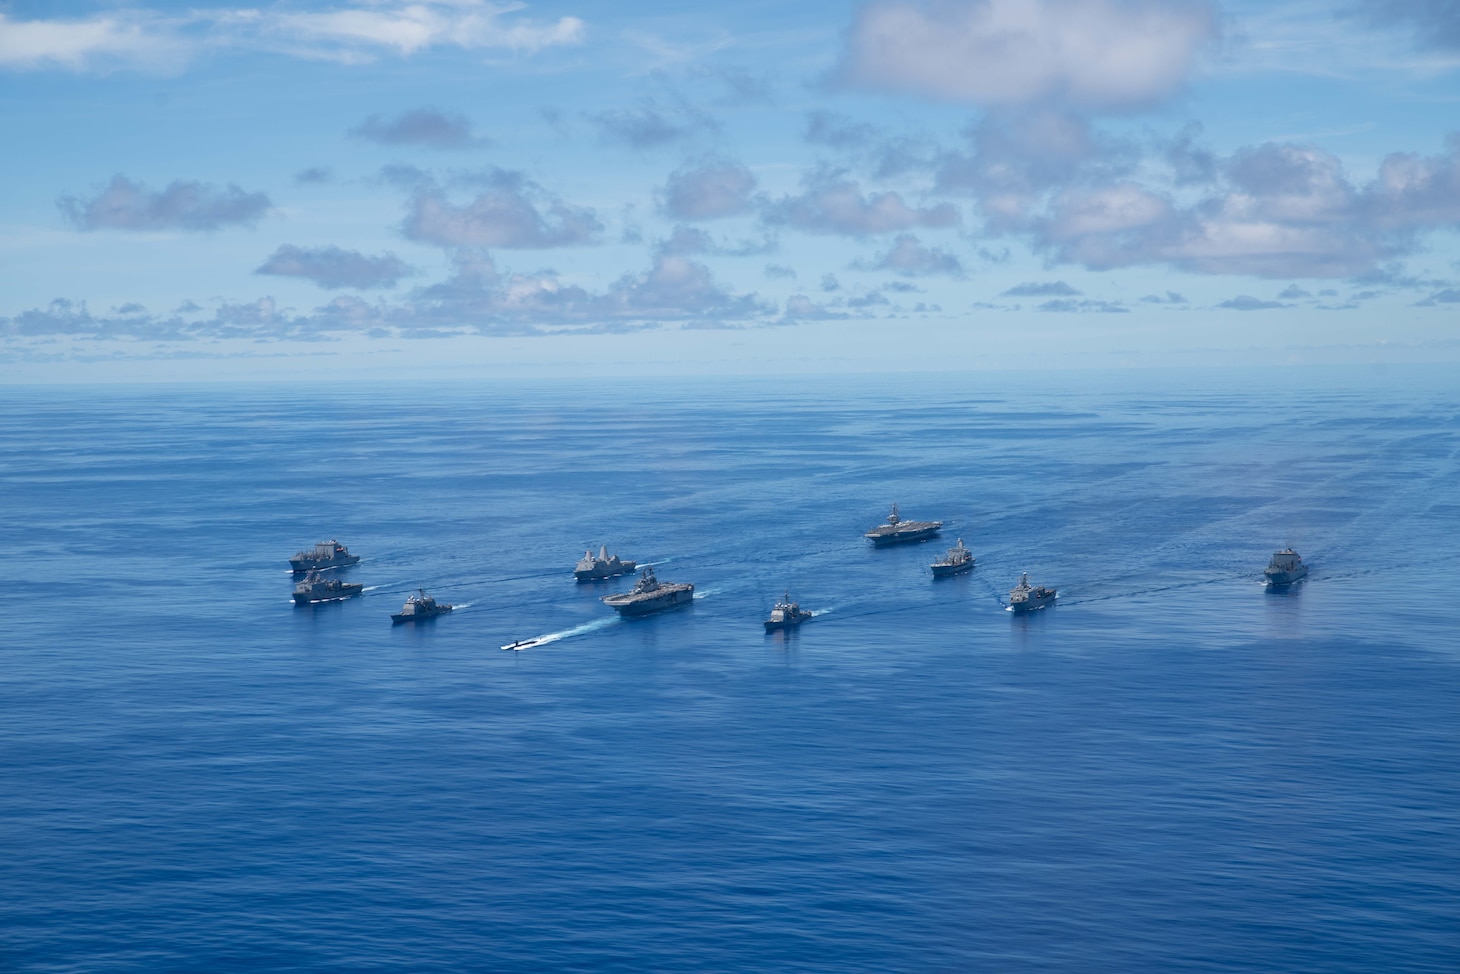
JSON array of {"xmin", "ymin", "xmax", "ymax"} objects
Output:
[
  {"xmin": 290, "ymin": 540, "xmax": 360, "ymax": 572},
  {"xmin": 864, "ymin": 504, "xmax": 942, "ymax": 546},
  {"xmin": 931, "ymin": 539, "xmax": 974, "ymax": 577},
  {"xmin": 602, "ymin": 566, "xmax": 693, "ymax": 617}
]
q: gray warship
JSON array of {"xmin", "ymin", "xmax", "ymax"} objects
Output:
[
  {"xmin": 290, "ymin": 540, "xmax": 360, "ymax": 572},
  {"xmin": 1008, "ymin": 572, "xmax": 1056, "ymax": 612},
  {"xmin": 1264, "ymin": 548, "xmax": 1308, "ymax": 586},
  {"xmin": 575, "ymin": 545, "xmax": 638, "ymax": 582},
  {"xmin": 391, "ymin": 588, "xmax": 454, "ymax": 624},
  {"xmin": 865, "ymin": 503, "xmax": 942, "ymax": 546},
  {"xmin": 931, "ymin": 539, "xmax": 974, "ymax": 577},
  {"xmin": 602, "ymin": 566, "xmax": 694, "ymax": 617},
  {"xmin": 764, "ymin": 592, "xmax": 811, "ymax": 631},
  {"xmin": 293, "ymin": 569, "xmax": 364, "ymax": 605}
]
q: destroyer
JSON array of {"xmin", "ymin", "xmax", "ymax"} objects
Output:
[
  {"xmin": 931, "ymin": 539, "xmax": 974, "ymax": 577},
  {"xmin": 293, "ymin": 569, "xmax": 364, "ymax": 605},
  {"xmin": 602, "ymin": 566, "xmax": 693, "ymax": 617},
  {"xmin": 575, "ymin": 545, "xmax": 638, "ymax": 582},
  {"xmin": 1264, "ymin": 548, "xmax": 1309, "ymax": 586},
  {"xmin": 391, "ymin": 588, "xmax": 454, "ymax": 624},
  {"xmin": 1008, "ymin": 572, "xmax": 1056, "ymax": 612},
  {"xmin": 864, "ymin": 503, "xmax": 943, "ymax": 546},
  {"xmin": 290, "ymin": 540, "xmax": 360, "ymax": 572},
  {"xmin": 764, "ymin": 592, "xmax": 812, "ymax": 631}
]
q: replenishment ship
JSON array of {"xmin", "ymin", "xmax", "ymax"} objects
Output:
[
  {"xmin": 290, "ymin": 540, "xmax": 360, "ymax": 572},
  {"xmin": 575, "ymin": 545, "xmax": 638, "ymax": 582},
  {"xmin": 764, "ymin": 592, "xmax": 812, "ymax": 631},
  {"xmin": 864, "ymin": 504, "xmax": 943, "ymax": 546},
  {"xmin": 293, "ymin": 570, "xmax": 364, "ymax": 605},
  {"xmin": 391, "ymin": 589, "xmax": 454, "ymax": 624},
  {"xmin": 602, "ymin": 566, "xmax": 694, "ymax": 617},
  {"xmin": 1264, "ymin": 548, "xmax": 1308, "ymax": 586},
  {"xmin": 1008, "ymin": 572, "xmax": 1056, "ymax": 612},
  {"xmin": 931, "ymin": 539, "xmax": 974, "ymax": 577}
]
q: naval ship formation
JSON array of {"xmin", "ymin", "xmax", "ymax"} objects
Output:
[{"xmin": 282, "ymin": 516, "xmax": 1312, "ymax": 636}]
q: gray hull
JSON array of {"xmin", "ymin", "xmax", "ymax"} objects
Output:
[
  {"xmin": 1010, "ymin": 592, "xmax": 1056, "ymax": 612},
  {"xmin": 1265, "ymin": 568, "xmax": 1308, "ymax": 586},
  {"xmin": 931, "ymin": 560, "xmax": 972, "ymax": 577},
  {"xmin": 869, "ymin": 526, "xmax": 941, "ymax": 546},
  {"xmin": 607, "ymin": 588, "xmax": 694, "ymax": 616}
]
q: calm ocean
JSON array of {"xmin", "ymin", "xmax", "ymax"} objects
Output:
[{"xmin": 2, "ymin": 368, "xmax": 1458, "ymax": 972}]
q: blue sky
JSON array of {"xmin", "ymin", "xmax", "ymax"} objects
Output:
[{"xmin": 2, "ymin": 0, "xmax": 1458, "ymax": 380}]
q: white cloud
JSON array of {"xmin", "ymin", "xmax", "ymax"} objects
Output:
[
  {"xmin": 839, "ymin": 0, "xmax": 1218, "ymax": 111},
  {"xmin": 0, "ymin": 2, "xmax": 584, "ymax": 73},
  {"xmin": 765, "ymin": 177, "xmax": 960, "ymax": 236}
]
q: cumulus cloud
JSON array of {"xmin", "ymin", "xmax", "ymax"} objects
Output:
[
  {"xmin": 765, "ymin": 176, "xmax": 960, "ymax": 236},
  {"xmin": 295, "ymin": 167, "xmax": 334, "ymax": 184},
  {"xmin": 588, "ymin": 101, "xmax": 718, "ymax": 149},
  {"xmin": 655, "ymin": 225, "xmax": 775, "ymax": 257},
  {"xmin": 256, "ymin": 245, "xmax": 412, "ymax": 290},
  {"xmin": 4, "ymin": 250, "xmax": 773, "ymax": 343},
  {"xmin": 838, "ymin": 0, "xmax": 1219, "ymax": 111},
  {"xmin": 1415, "ymin": 288, "xmax": 1460, "ymax": 306},
  {"xmin": 58, "ymin": 175, "xmax": 270, "ymax": 231},
  {"xmin": 401, "ymin": 170, "xmax": 602, "ymax": 248},
  {"xmin": 1218, "ymin": 295, "xmax": 1286, "ymax": 311},
  {"xmin": 1038, "ymin": 298, "xmax": 1128, "ymax": 312},
  {"xmin": 996, "ymin": 135, "xmax": 1460, "ymax": 278},
  {"xmin": 1002, "ymin": 281, "xmax": 1080, "ymax": 297},
  {"xmin": 782, "ymin": 295, "xmax": 849, "ymax": 321},
  {"xmin": 350, "ymin": 108, "xmax": 485, "ymax": 149},
  {"xmin": 0, "ymin": 2, "xmax": 584, "ymax": 73},
  {"xmin": 661, "ymin": 160, "xmax": 758, "ymax": 220},
  {"xmin": 1140, "ymin": 291, "xmax": 1188, "ymax": 304},
  {"xmin": 1277, "ymin": 284, "xmax": 1312, "ymax": 299},
  {"xmin": 764, "ymin": 264, "xmax": 797, "ymax": 279},
  {"xmin": 856, "ymin": 233, "xmax": 965, "ymax": 276}
]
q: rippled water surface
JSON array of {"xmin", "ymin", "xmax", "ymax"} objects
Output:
[{"xmin": 2, "ymin": 369, "xmax": 1458, "ymax": 972}]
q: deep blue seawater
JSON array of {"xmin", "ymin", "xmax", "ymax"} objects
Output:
[{"xmin": 2, "ymin": 368, "xmax": 1459, "ymax": 972}]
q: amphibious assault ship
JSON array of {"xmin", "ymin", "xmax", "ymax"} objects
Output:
[
  {"xmin": 764, "ymin": 592, "xmax": 812, "ymax": 631},
  {"xmin": 931, "ymin": 539, "xmax": 974, "ymax": 577},
  {"xmin": 575, "ymin": 545, "xmax": 638, "ymax": 582},
  {"xmin": 290, "ymin": 540, "xmax": 360, "ymax": 572},
  {"xmin": 1008, "ymin": 572, "xmax": 1056, "ymax": 612},
  {"xmin": 391, "ymin": 589, "xmax": 454, "ymax": 624},
  {"xmin": 293, "ymin": 570, "xmax": 364, "ymax": 605},
  {"xmin": 602, "ymin": 566, "xmax": 693, "ymax": 617},
  {"xmin": 1264, "ymin": 548, "xmax": 1308, "ymax": 586},
  {"xmin": 864, "ymin": 504, "xmax": 943, "ymax": 546}
]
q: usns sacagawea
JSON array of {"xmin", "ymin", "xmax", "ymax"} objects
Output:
[
  {"xmin": 602, "ymin": 566, "xmax": 694, "ymax": 617},
  {"xmin": 1264, "ymin": 548, "xmax": 1308, "ymax": 586},
  {"xmin": 290, "ymin": 540, "xmax": 360, "ymax": 572},
  {"xmin": 931, "ymin": 539, "xmax": 974, "ymax": 577},
  {"xmin": 293, "ymin": 570, "xmax": 364, "ymax": 605},
  {"xmin": 764, "ymin": 592, "xmax": 812, "ymax": 631},
  {"xmin": 575, "ymin": 545, "xmax": 637, "ymax": 582},
  {"xmin": 864, "ymin": 503, "xmax": 943, "ymax": 546},
  {"xmin": 391, "ymin": 589, "xmax": 454, "ymax": 624},
  {"xmin": 1008, "ymin": 572, "xmax": 1056, "ymax": 612}
]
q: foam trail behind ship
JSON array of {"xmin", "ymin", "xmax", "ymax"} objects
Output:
[{"xmin": 501, "ymin": 615, "xmax": 618, "ymax": 651}]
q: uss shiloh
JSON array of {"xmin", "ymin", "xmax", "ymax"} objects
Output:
[
  {"xmin": 864, "ymin": 503, "xmax": 943, "ymax": 546},
  {"xmin": 764, "ymin": 592, "xmax": 812, "ymax": 631},
  {"xmin": 602, "ymin": 566, "xmax": 694, "ymax": 617},
  {"xmin": 931, "ymin": 539, "xmax": 974, "ymax": 577},
  {"xmin": 391, "ymin": 589, "xmax": 454, "ymax": 624},
  {"xmin": 1008, "ymin": 572, "xmax": 1057, "ymax": 612},
  {"xmin": 290, "ymin": 540, "xmax": 360, "ymax": 572},
  {"xmin": 1264, "ymin": 548, "xmax": 1309, "ymax": 586},
  {"xmin": 575, "ymin": 545, "xmax": 637, "ymax": 582}
]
